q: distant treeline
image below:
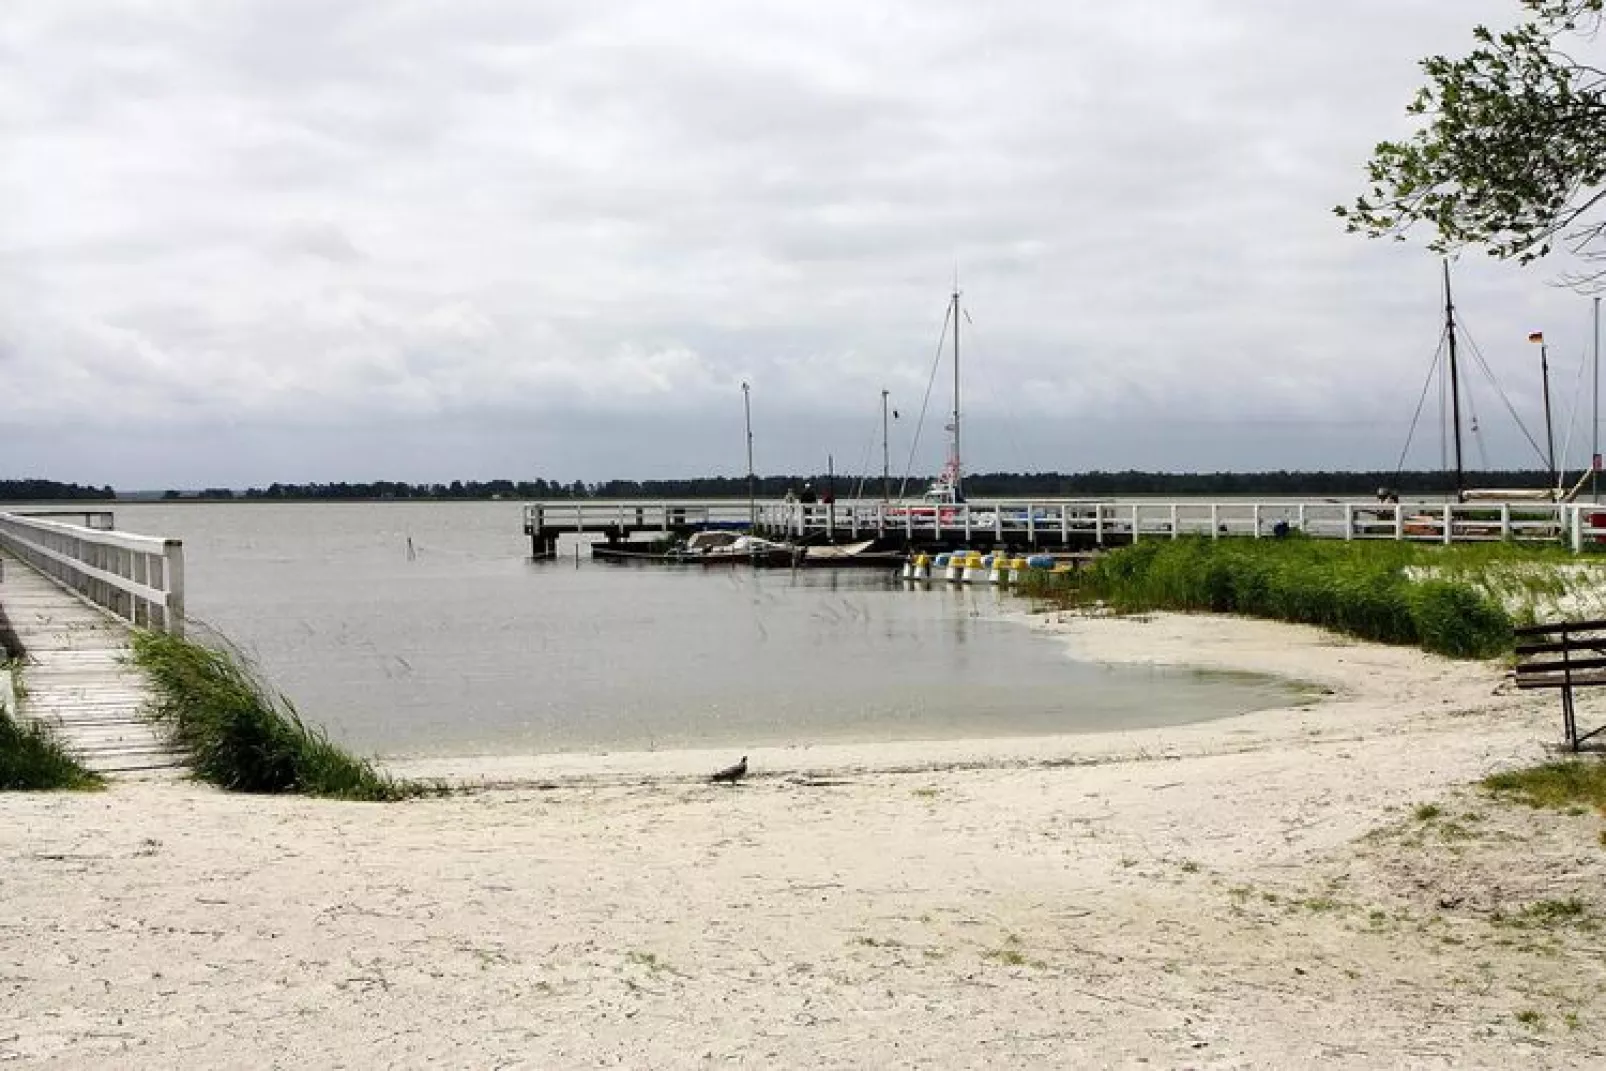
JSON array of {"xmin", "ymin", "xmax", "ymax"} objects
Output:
[
  {"xmin": 149, "ymin": 469, "xmax": 1574, "ymax": 501},
  {"xmin": 0, "ymin": 479, "xmax": 115, "ymax": 501}
]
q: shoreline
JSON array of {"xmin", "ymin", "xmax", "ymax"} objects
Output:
[
  {"xmin": 388, "ymin": 609, "xmax": 1535, "ymax": 789},
  {"xmin": 6, "ymin": 610, "xmax": 1602, "ymax": 1069}
]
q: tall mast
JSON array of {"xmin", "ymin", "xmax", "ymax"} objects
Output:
[
  {"xmin": 1443, "ymin": 260, "xmax": 1465, "ymax": 500},
  {"xmin": 742, "ymin": 381, "xmax": 754, "ymax": 528},
  {"xmin": 881, "ymin": 389, "xmax": 891, "ymax": 503},
  {"xmin": 1540, "ymin": 339, "xmax": 1558, "ymax": 491},
  {"xmin": 950, "ymin": 285, "xmax": 962, "ymax": 498},
  {"xmin": 1594, "ymin": 296, "xmax": 1601, "ymax": 503}
]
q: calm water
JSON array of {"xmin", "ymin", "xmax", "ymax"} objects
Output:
[{"xmin": 111, "ymin": 501, "xmax": 1295, "ymax": 758}]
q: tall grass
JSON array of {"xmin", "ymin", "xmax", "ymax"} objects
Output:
[
  {"xmin": 132, "ymin": 630, "xmax": 434, "ymax": 801},
  {"xmin": 1019, "ymin": 536, "xmax": 1513, "ymax": 658},
  {"xmin": 0, "ymin": 703, "xmax": 105, "ymax": 791}
]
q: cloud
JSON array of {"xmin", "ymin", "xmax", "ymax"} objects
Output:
[{"xmin": 1, "ymin": 0, "xmax": 1587, "ymax": 486}]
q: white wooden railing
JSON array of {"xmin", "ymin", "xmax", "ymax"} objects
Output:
[
  {"xmin": 0, "ymin": 512, "xmax": 185, "ymax": 635},
  {"xmin": 524, "ymin": 501, "xmax": 754, "ymax": 535},
  {"xmin": 524, "ymin": 498, "xmax": 1606, "ymax": 551}
]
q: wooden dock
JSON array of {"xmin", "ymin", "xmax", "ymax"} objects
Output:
[{"xmin": 0, "ymin": 549, "xmax": 183, "ymax": 779}]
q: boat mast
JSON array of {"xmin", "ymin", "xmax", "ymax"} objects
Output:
[
  {"xmin": 742, "ymin": 381, "xmax": 755, "ymax": 528},
  {"xmin": 950, "ymin": 285, "xmax": 962, "ymax": 499},
  {"xmin": 1443, "ymin": 260, "xmax": 1465, "ymax": 501},
  {"xmin": 881, "ymin": 388, "xmax": 891, "ymax": 503},
  {"xmin": 1539, "ymin": 338, "xmax": 1558, "ymax": 492}
]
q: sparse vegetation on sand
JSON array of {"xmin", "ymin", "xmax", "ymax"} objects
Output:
[
  {"xmin": 0, "ymin": 684, "xmax": 104, "ymax": 791},
  {"xmin": 1019, "ymin": 537, "xmax": 1516, "ymax": 658},
  {"xmin": 131, "ymin": 631, "xmax": 438, "ymax": 801},
  {"xmin": 1483, "ymin": 760, "xmax": 1606, "ymax": 815}
]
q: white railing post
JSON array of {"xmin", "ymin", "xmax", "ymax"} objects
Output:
[
  {"xmin": 1169, "ymin": 504, "xmax": 1179, "ymax": 539},
  {"xmin": 1210, "ymin": 504, "xmax": 1219, "ymax": 538},
  {"xmin": 1130, "ymin": 504, "xmax": 1140, "ymax": 543},
  {"xmin": 1343, "ymin": 504, "xmax": 1354, "ymax": 541},
  {"xmin": 1572, "ymin": 505, "xmax": 1585, "ymax": 552},
  {"xmin": 164, "ymin": 540, "xmax": 186, "ymax": 637},
  {"xmin": 1442, "ymin": 504, "xmax": 1453, "ymax": 546},
  {"xmin": 1501, "ymin": 504, "xmax": 1511, "ymax": 542},
  {"xmin": 1252, "ymin": 504, "xmax": 1262, "ymax": 539}
]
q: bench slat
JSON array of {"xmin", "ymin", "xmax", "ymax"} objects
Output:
[
  {"xmin": 1518, "ymin": 676, "xmax": 1606, "ymax": 689},
  {"xmin": 1516, "ymin": 655, "xmax": 1606, "ymax": 676},
  {"xmin": 1515, "ymin": 639, "xmax": 1606, "ymax": 656},
  {"xmin": 1513, "ymin": 617, "xmax": 1606, "ymax": 637}
]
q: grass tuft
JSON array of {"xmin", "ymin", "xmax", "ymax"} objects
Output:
[
  {"xmin": 131, "ymin": 630, "xmax": 437, "ymax": 801},
  {"xmin": 0, "ymin": 704, "xmax": 105, "ymax": 791},
  {"xmin": 1483, "ymin": 761, "xmax": 1606, "ymax": 814},
  {"xmin": 1521, "ymin": 898, "xmax": 1588, "ymax": 925}
]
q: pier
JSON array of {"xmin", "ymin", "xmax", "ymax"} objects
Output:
[
  {"xmin": 0, "ymin": 510, "xmax": 186, "ymax": 777},
  {"xmin": 524, "ymin": 498, "xmax": 1606, "ymax": 557}
]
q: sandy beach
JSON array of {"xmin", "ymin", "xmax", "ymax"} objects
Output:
[{"xmin": 4, "ymin": 611, "xmax": 1604, "ymax": 1069}]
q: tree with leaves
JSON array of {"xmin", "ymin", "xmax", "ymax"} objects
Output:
[{"xmin": 1337, "ymin": 1, "xmax": 1606, "ymax": 284}]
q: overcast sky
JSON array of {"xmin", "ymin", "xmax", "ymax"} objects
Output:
[{"xmin": 3, "ymin": 0, "xmax": 1600, "ymax": 489}]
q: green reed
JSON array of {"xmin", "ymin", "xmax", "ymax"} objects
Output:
[
  {"xmin": 1016, "ymin": 536, "xmax": 1514, "ymax": 658},
  {"xmin": 132, "ymin": 630, "xmax": 438, "ymax": 800}
]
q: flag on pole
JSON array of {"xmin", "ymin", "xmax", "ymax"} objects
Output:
[{"xmin": 1528, "ymin": 331, "xmax": 1545, "ymax": 343}]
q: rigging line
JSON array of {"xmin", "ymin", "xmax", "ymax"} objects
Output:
[
  {"xmin": 1555, "ymin": 347, "xmax": 1589, "ymax": 485},
  {"xmin": 1457, "ymin": 323, "xmax": 1552, "ymax": 467},
  {"xmin": 849, "ymin": 394, "xmax": 883, "ymax": 502},
  {"xmin": 896, "ymin": 301, "xmax": 953, "ymax": 500},
  {"xmin": 1396, "ymin": 328, "xmax": 1447, "ymax": 480},
  {"xmin": 1466, "ymin": 383, "xmax": 1490, "ymax": 470},
  {"xmin": 955, "ymin": 310, "xmax": 1031, "ymax": 476}
]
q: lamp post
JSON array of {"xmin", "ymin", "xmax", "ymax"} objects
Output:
[{"xmin": 742, "ymin": 381, "xmax": 755, "ymax": 529}]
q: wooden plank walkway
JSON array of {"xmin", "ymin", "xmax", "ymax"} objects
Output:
[{"xmin": 0, "ymin": 549, "xmax": 184, "ymax": 779}]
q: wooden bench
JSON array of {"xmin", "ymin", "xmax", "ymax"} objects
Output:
[{"xmin": 1514, "ymin": 619, "xmax": 1606, "ymax": 750}]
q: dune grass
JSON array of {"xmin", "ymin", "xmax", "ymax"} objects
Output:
[
  {"xmin": 131, "ymin": 630, "xmax": 437, "ymax": 801},
  {"xmin": 1018, "ymin": 536, "xmax": 1514, "ymax": 659},
  {"xmin": 0, "ymin": 696, "xmax": 105, "ymax": 791}
]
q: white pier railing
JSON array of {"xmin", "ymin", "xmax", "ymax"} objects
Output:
[
  {"xmin": 524, "ymin": 501, "xmax": 755, "ymax": 535},
  {"xmin": 0, "ymin": 512, "xmax": 185, "ymax": 635},
  {"xmin": 524, "ymin": 498, "xmax": 1606, "ymax": 551}
]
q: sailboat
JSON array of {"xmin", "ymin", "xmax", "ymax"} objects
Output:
[
  {"xmin": 1434, "ymin": 261, "xmax": 1589, "ymax": 504},
  {"xmin": 893, "ymin": 285, "xmax": 968, "ymax": 516}
]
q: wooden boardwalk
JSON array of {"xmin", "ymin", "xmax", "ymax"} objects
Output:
[{"xmin": 0, "ymin": 549, "xmax": 184, "ymax": 779}]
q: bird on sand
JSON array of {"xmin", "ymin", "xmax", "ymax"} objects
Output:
[{"xmin": 709, "ymin": 756, "xmax": 748, "ymax": 783}]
